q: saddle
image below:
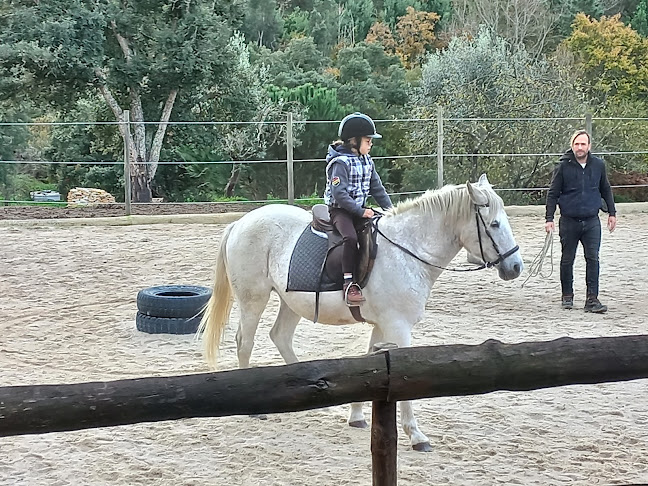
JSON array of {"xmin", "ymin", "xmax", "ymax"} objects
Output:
[{"xmin": 311, "ymin": 204, "xmax": 378, "ymax": 289}]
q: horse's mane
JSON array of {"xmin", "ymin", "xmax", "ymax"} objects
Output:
[{"xmin": 386, "ymin": 183, "xmax": 503, "ymax": 224}]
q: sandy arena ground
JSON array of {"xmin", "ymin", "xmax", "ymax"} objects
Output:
[{"xmin": 1, "ymin": 209, "xmax": 648, "ymax": 485}]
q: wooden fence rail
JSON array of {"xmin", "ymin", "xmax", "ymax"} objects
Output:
[{"xmin": 2, "ymin": 335, "xmax": 648, "ymax": 484}]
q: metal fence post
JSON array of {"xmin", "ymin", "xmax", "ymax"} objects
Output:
[
  {"xmin": 122, "ymin": 110, "xmax": 131, "ymax": 216},
  {"xmin": 286, "ymin": 112, "xmax": 295, "ymax": 205},
  {"xmin": 437, "ymin": 106, "xmax": 444, "ymax": 189},
  {"xmin": 585, "ymin": 112, "xmax": 593, "ymax": 139}
]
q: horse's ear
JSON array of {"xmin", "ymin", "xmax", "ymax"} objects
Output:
[
  {"xmin": 478, "ymin": 174, "xmax": 490, "ymax": 187},
  {"xmin": 466, "ymin": 181, "xmax": 489, "ymax": 206}
]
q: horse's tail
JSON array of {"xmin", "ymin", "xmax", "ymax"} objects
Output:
[{"xmin": 198, "ymin": 222, "xmax": 234, "ymax": 369}]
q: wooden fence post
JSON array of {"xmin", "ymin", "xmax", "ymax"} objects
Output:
[
  {"xmin": 372, "ymin": 400, "xmax": 397, "ymax": 486},
  {"xmin": 372, "ymin": 342, "xmax": 399, "ymax": 486}
]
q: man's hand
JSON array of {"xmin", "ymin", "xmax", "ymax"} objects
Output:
[
  {"xmin": 545, "ymin": 221, "xmax": 555, "ymax": 233},
  {"xmin": 608, "ymin": 215, "xmax": 617, "ymax": 233},
  {"xmin": 362, "ymin": 208, "xmax": 375, "ymax": 218}
]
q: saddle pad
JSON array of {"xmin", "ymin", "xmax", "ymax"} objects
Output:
[{"xmin": 286, "ymin": 225, "xmax": 340, "ymax": 292}]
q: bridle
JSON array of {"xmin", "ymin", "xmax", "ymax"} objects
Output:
[
  {"xmin": 473, "ymin": 202, "xmax": 520, "ymax": 268},
  {"xmin": 372, "ymin": 203, "xmax": 519, "ymax": 272}
]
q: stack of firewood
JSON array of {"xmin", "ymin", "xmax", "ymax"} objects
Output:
[{"xmin": 67, "ymin": 188, "xmax": 116, "ymax": 205}]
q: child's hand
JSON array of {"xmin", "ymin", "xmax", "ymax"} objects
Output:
[{"xmin": 362, "ymin": 208, "xmax": 375, "ymax": 218}]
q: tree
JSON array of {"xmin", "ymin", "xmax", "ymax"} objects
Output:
[
  {"xmin": 337, "ymin": 0, "xmax": 376, "ymax": 45},
  {"xmin": 0, "ymin": 104, "xmax": 31, "ymax": 200},
  {"xmin": 241, "ymin": 0, "xmax": 284, "ymax": 48},
  {"xmin": 630, "ymin": 0, "xmax": 648, "ymax": 35},
  {"xmin": 334, "ymin": 42, "xmax": 409, "ymax": 113},
  {"xmin": 407, "ymin": 29, "xmax": 588, "ymax": 199},
  {"xmin": 550, "ymin": 0, "xmax": 604, "ymax": 39},
  {"xmin": 394, "ymin": 7, "xmax": 441, "ymax": 68},
  {"xmin": 451, "ymin": 0, "xmax": 558, "ymax": 57},
  {"xmin": 0, "ymin": 0, "xmax": 241, "ymax": 202},
  {"xmin": 257, "ymin": 36, "xmax": 333, "ymax": 88},
  {"xmin": 563, "ymin": 13, "xmax": 648, "ymax": 104},
  {"xmin": 366, "ymin": 21, "xmax": 398, "ymax": 54},
  {"xmin": 160, "ymin": 33, "xmax": 308, "ymax": 200},
  {"xmin": 562, "ymin": 13, "xmax": 648, "ymax": 176}
]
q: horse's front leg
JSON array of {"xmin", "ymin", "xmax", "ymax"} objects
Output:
[
  {"xmin": 399, "ymin": 401, "xmax": 432, "ymax": 452},
  {"xmin": 378, "ymin": 322, "xmax": 432, "ymax": 452},
  {"xmin": 348, "ymin": 325, "xmax": 384, "ymax": 429}
]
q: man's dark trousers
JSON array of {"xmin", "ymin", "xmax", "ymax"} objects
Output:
[{"xmin": 559, "ymin": 215, "xmax": 602, "ymax": 297}]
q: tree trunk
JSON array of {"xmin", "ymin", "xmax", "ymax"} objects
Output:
[
  {"xmin": 132, "ymin": 172, "xmax": 152, "ymax": 203},
  {"xmin": 95, "ymin": 27, "xmax": 177, "ymax": 205},
  {"xmin": 225, "ymin": 163, "xmax": 242, "ymax": 197}
]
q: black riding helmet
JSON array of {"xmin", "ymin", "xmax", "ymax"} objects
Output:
[{"xmin": 338, "ymin": 113, "xmax": 382, "ymax": 141}]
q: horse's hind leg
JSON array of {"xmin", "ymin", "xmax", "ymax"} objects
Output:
[
  {"xmin": 235, "ymin": 286, "xmax": 272, "ymax": 369},
  {"xmin": 269, "ymin": 298, "xmax": 301, "ymax": 364}
]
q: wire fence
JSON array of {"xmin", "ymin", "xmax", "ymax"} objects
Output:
[{"xmin": 2, "ymin": 112, "xmax": 648, "ymax": 209}]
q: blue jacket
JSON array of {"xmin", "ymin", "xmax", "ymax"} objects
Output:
[{"xmin": 545, "ymin": 149, "xmax": 616, "ymax": 221}]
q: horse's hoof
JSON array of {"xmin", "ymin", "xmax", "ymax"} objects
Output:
[
  {"xmin": 249, "ymin": 414, "xmax": 268, "ymax": 420},
  {"xmin": 348, "ymin": 420, "xmax": 369, "ymax": 429},
  {"xmin": 412, "ymin": 442, "xmax": 433, "ymax": 452}
]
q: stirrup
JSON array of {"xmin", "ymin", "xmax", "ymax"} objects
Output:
[{"xmin": 344, "ymin": 282, "xmax": 365, "ymax": 306}]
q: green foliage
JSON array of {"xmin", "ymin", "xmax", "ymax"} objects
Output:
[
  {"xmin": 2, "ymin": 172, "xmax": 56, "ymax": 201},
  {"xmin": 3, "ymin": 0, "xmax": 648, "ymax": 205},
  {"xmin": 266, "ymin": 83, "xmax": 347, "ymax": 197},
  {"xmin": 409, "ymin": 28, "xmax": 588, "ymax": 191},
  {"xmin": 631, "ymin": 0, "xmax": 648, "ymax": 36},
  {"xmin": 267, "ymin": 83, "xmax": 350, "ymax": 120},
  {"xmin": 308, "ymin": 0, "xmax": 341, "ymax": 52},
  {"xmin": 563, "ymin": 13, "xmax": 648, "ymax": 104},
  {"xmin": 156, "ymin": 145, "xmax": 232, "ymax": 202},
  {"xmin": 242, "ymin": 0, "xmax": 284, "ymax": 47},
  {"xmin": 0, "ymin": 0, "xmax": 245, "ymax": 202},
  {"xmin": 338, "ymin": 0, "xmax": 376, "ymax": 44},
  {"xmin": 282, "ymin": 8, "xmax": 312, "ymax": 40},
  {"xmin": 333, "ymin": 42, "xmax": 409, "ymax": 114},
  {"xmin": 551, "ymin": 0, "xmax": 605, "ymax": 38}
]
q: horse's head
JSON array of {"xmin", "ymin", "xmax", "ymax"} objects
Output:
[{"xmin": 462, "ymin": 174, "xmax": 523, "ymax": 281}]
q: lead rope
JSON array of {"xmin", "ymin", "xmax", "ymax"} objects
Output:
[{"xmin": 521, "ymin": 230, "xmax": 554, "ymax": 288}]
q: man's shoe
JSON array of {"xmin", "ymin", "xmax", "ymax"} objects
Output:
[
  {"xmin": 584, "ymin": 296, "xmax": 607, "ymax": 313},
  {"xmin": 561, "ymin": 295, "xmax": 574, "ymax": 309},
  {"xmin": 344, "ymin": 282, "xmax": 365, "ymax": 306}
]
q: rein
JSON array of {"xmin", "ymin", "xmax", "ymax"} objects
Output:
[
  {"xmin": 372, "ymin": 203, "xmax": 519, "ymax": 273},
  {"xmin": 521, "ymin": 230, "xmax": 554, "ymax": 288}
]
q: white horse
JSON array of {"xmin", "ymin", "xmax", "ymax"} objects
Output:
[{"xmin": 199, "ymin": 174, "xmax": 523, "ymax": 451}]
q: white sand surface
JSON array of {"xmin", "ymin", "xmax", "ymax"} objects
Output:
[{"xmin": 1, "ymin": 212, "xmax": 647, "ymax": 485}]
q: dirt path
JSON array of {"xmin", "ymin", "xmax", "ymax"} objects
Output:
[
  {"xmin": 0, "ymin": 202, "xmax": 266, "ymax": 220},
  {"xmin": 1, "ymin": 212, "xmax": 647, "ymax": 485}
]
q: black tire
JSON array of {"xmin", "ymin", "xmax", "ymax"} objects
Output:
[
  {"xmin": 137, "ymin": 285, "xmax": 212, "ymax": 318},
  {"xmin": 135, "ymin": 312, "xmax": 202, "ymax": 335}
]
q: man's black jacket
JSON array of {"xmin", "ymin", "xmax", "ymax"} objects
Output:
[{"xmin": 545, "ymin": 149, "xmax": 616, "ymax": 222}]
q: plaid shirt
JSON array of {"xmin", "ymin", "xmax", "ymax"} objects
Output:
[{"xmin": 324, "ymin": 154, "xmax": 373, "ymax": 208}]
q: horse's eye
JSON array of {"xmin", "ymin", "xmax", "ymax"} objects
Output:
[{"xmin": 491, "ymin": 220, "xmax": 500, "ymax": 228}]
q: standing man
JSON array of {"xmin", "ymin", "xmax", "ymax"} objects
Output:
[{"xmin": 545, "ymin": 129, "xmax": 617, "ymax": 313}]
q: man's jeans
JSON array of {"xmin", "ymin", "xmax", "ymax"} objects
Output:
[{"xmin": 559, "ymin": 215, "xmax": 602, "ymax": 297}]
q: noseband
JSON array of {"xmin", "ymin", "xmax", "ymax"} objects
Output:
[
  {"xmin": 372, "ymin": 203, "xmax": 519, "ymax": 272},
  {"xmin": 474, "ymin": 203, "xmax": 520, "ymax": 268}
]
